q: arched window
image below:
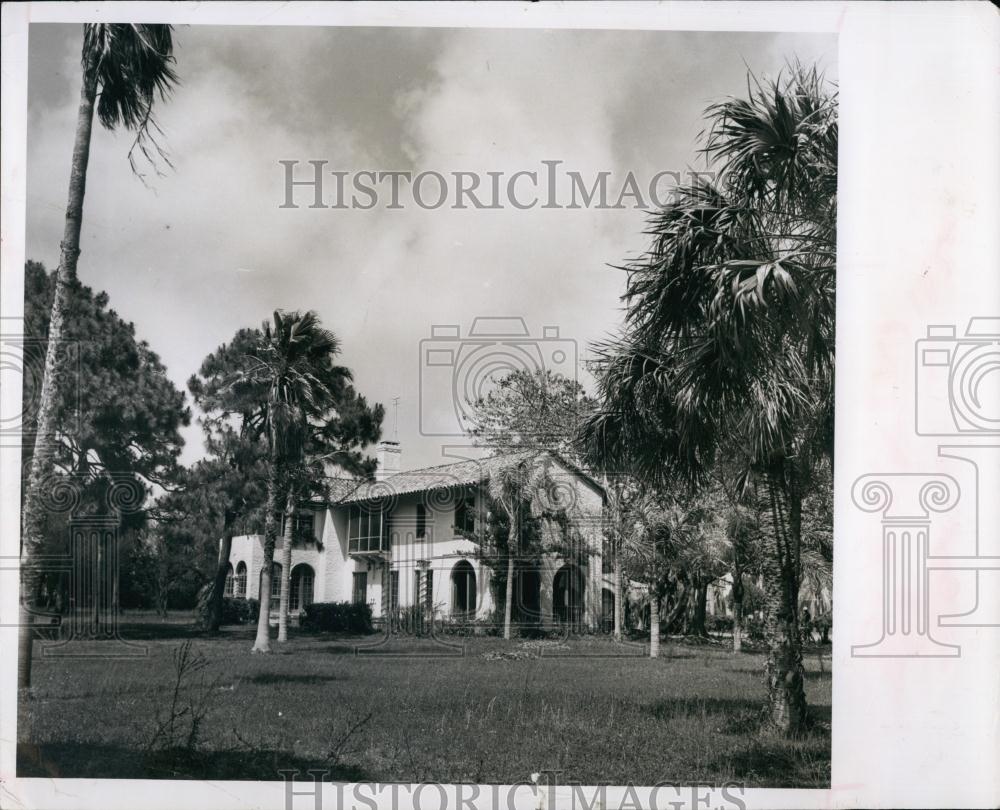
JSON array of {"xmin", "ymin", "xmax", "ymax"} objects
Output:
[
  {"xmin": 290, "ymin": 564, "xmax": 315, "ymax": 612},
  {"xmin": 224, "ymin": 563, "xmax": 235, "ymax": 597},
  {"xmin": 451, "ymin": 560, "xmax": 476, "ymax": 618},
  {"xmin": 602, "ymin": 588, "xmax": 615, "ymax": 634},
  {"xmin": 235, "ymin": 562, "xmax": 247, "ymax": 598}
]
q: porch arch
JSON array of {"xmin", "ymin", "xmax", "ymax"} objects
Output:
[
  {"xmin": 450, "ymin": 560, "xmax": 476, "ymax": 618},
  {"xmin": 290, "ymin": 563, "xmax": 315, "ymax": 612},
  {"xmin": 553, "ymin": 564, "xmax": 585, "ymax": 629}
]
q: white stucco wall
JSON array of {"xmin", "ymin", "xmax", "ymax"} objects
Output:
[{"xmin": 226, "ymin": 456, "xmax": 608, "ymax": 628}]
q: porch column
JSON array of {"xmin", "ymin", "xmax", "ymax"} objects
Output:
[{"xmin": 476, "ymin": 561, "xmax": 493, "ymax": 619}]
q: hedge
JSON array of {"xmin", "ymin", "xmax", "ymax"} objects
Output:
[
  {"xmin": 220, "ymin": 597, "xmax": 259, "ymax": 626},
  {"xmin": 301, "ymin": 601, "xmax": 373, "ymax": 634}
]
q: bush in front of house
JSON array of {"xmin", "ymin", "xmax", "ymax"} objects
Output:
[
  {"xmin": 706, "ymin": 615, "xmax": 734, "ymax": 635},
  {"xmin": 221, "ymin": 597, "xmax": 259, "ymax": 625},
  {"xmin": 301, "ymin": 601, "xmax": 374, "ymax": 634}
]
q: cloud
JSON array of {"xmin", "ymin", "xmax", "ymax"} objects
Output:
[{"xmin": 25, "ymin": 24, "xmax": 836, "ymax": 470}]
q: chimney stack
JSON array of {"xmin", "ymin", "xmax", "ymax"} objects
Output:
[{"xmin": 375, "ymin": 440, "xmax": 401, "ymax": 481}]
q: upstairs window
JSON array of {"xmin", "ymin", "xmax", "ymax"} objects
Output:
[
  {"xmin": 453, "ymin": 493, "xmax": 477, "ymax": 535},
  {"xmin": 282, "ymin": 511, "xmax": 316, "ymax": 542},
  {"xmin": 348, "ymin": 504, "xmax": 389, "ymax": 553}
]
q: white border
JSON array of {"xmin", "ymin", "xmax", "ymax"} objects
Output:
[{"xmin": 3, "ymin": 3, "xmax": 999, "ymax": 809}]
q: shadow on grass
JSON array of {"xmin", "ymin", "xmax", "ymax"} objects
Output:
[
  {"xmin": 648, "ymin": 696, "xmax": 766, "ymax": 735},
  {"xmin": 115, "ymin": 622, "xmax": 221, "ymax": 641},
  {"xmin": 720, "ymin": 733, "xmax": 831, "ymax": 788},
  {"xmin": 704, "ymin": 701, "xmax": 832, "ymax": 788},
  {"xmin": 18, "ymin": 742, "xmax": 370, "ymax": 782},
  {"xmin": 245, "ymin": 672, "xmax": 342, "ymax": 685}
]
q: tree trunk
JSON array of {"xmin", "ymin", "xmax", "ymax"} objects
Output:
[
  {"xmin": 251, "ymin": 474, "xmax": 281, "ymax": 653},
  {"xmin": 502, "ymin": 555, "xmax": 515, "ymax": 641},
  {"xmin": 277, "ymin": 492, "xmax": 296, "ymax": 642},
  {"xmin": 687, "ymin": 579, "xmax": 709, "ymax": 638},
  {"xmin": 18, "ymin": 46, "xmax": 99, "ymax": 689},
  {"xmin": 502, "ymin": 508, "xmax": 517, "ymax": 641},
  {"xmin": 761, "ymin": 472, "xmax": 808, "ymax": 736},
  {"xmin": 613, "ymin": 547, "xmax": 623, "ymax": 642},
  {"xmin": 732, "ymin": 572, "xmax": 744, "ymax": 653},
  {"xmin": 649, "ymin": 594, "xmax": 660, "ymax": 658},
  {"xmin": 205, "ymin": 515, "xmax": 235, "ymax": 634},
  {"xmin": 660, "ymin": 575, "xmax": 689, "ymax": 633}
]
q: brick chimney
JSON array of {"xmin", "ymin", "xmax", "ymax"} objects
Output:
[{"xmin": 375, "ymin": 440, "xmax": 401, "ymax": 481}]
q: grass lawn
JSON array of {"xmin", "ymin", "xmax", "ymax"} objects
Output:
[{"xmin": 18, "ymin": 614, "xmax": 831, "ymax": 787}]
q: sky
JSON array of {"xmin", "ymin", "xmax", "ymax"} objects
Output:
[{"xmin": 25, "ymin": 24, "xmax": 837, "ymax": 472}]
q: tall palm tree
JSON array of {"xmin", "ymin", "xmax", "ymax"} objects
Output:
[
  {"xmin": 19, "ymin": 24, "xmax": 177, "ymax": 689},
  {"xmin": 583, "ymin": 64, "xmax": 836, "ymax": 735},
  {"xmin": 485, "ymin": 453, "xmax": 561, "ymax": 640},
  {"xmin": 241, "ymin": 311, "xmax": 352, "ymax": 652}
]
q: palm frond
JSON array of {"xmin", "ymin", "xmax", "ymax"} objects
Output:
[{"xmin": 83, "ymin": 23, "xmax": 178, "ymax": 178}]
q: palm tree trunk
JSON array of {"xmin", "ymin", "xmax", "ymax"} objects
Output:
[
  {"xmin": 732, "ymin": 573, "xmax": 744, "ymax": 653},
  {"xmin": 205, "ymin": 514, "xmax": 235, "ymax": 634},
  {"xmin": 687, "ymin": 578, "xmax": 709, "ymax": 637},
  {"xmin": 761, "ymin": 473, "xmax": 807, "ymax": 736},
  {"xmin": 613, "ymin": 547, "xmax": 623, "ymax": 642},
  {"xmin": 19, "ymin": 48, "xmax": 99, "ymax": 688},
  {"xmin": 502, "ymin": 508, "xmax": 517, "ymax": 641},
  {"xmin": 277, "ymin": 492, "xmax": 296, "ymax": 642},
  {"xmin": 649, "ymin": 594, "xmax": 660, "ymax": 658},
  {"xmin": 251, "ymin": 474, "xmax": 281, "ymax": 653},
  {"xmin": 502, "ymin": 554, "xmax": 515, "ymax": 641}
]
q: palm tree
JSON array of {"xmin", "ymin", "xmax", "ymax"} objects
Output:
[
  {"xmin": 19, "ymin": 24, "xmax": 177, "ymax": 689},
  {"xmin": 582, "ymin": 63, "xmax": 836, "ymax": 735},
  {"xmin": 241, "ymin": 311, "xmax": 353, "ymax": 652},
  {"xmin": 484, "ymin": 453, "xmax": 574, "ymax": 640}
]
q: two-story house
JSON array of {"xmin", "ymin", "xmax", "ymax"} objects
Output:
[{"xmin": 224, "ymin": 442, "xmax": 612, "ymax": 631}]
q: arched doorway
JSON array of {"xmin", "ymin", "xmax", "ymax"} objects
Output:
[
  {"xmin": 290, "ymin": 564, "xmax": 315, "ymax": 612},
  {"xmin": 602, "ymin": 588, "xmax": 615, "ymax": 633},
  {"xmin": 513, "ymin": 565, "xmax": 541, "ymax": 627},
  {"xmin": 553, "ymin": 564, "xmax": 585, "ymax": 629},
  {"xmin": 451, "ymin": 560, "xmax": 476, "ymax": 619}
]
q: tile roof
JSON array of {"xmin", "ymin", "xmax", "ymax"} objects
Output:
[
  {"xmin": 325, "ymin": 476, "xmax": 366, "ymax": 501},
  {"xmin": 337, "ymin": 450, "xmax": 541, "ymax": 504}
]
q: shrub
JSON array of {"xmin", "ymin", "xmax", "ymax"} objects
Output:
[
  {"xmin": 706, "ymin": 615, "xmax": 734, "ymax": 635},
  {"xmin": 301, "ymin": 601, "xmax": 373, "ymax": 634},
  {"xmin": 388, "ymin": 605, "xmax": 434, "ymax": 636},
  {"xmin": 220, "ymin": 597, "xmax": 259, "ymax": 626}
]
